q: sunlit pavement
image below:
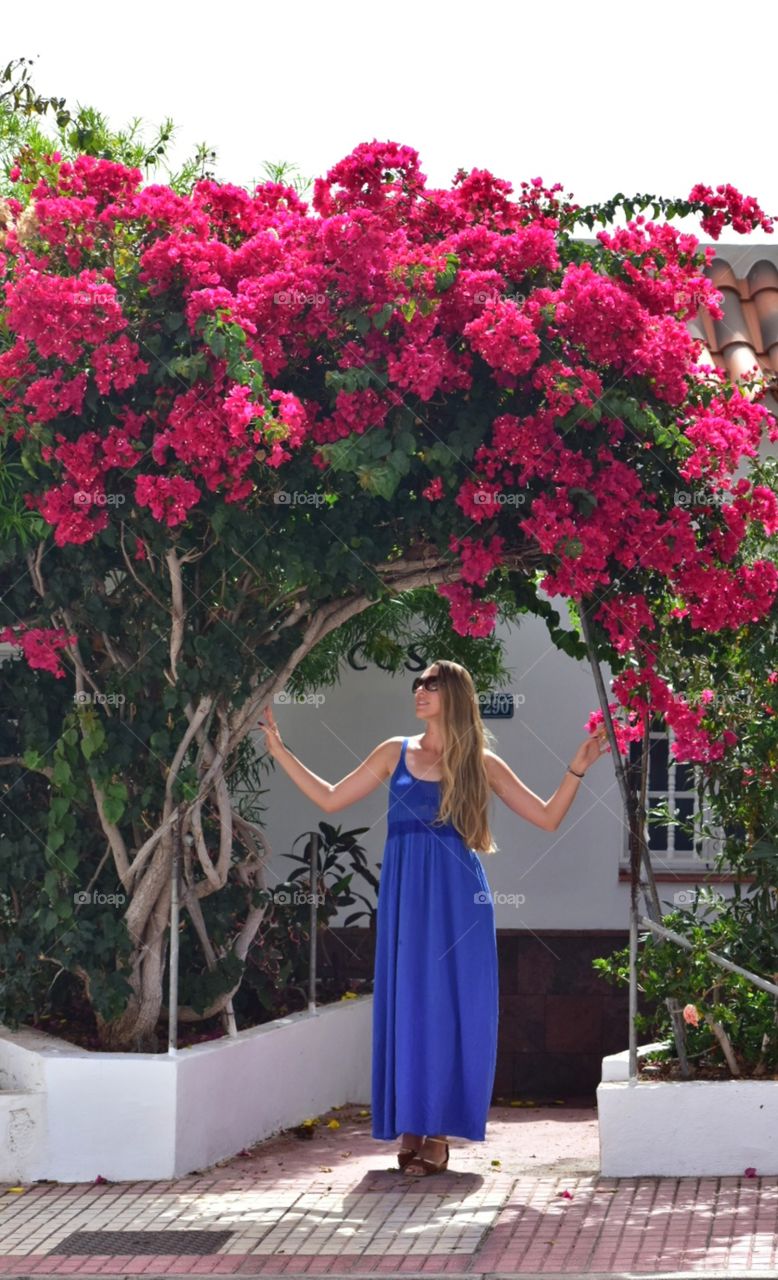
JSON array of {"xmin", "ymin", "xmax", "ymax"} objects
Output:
[{"xmin": 1, "ymin": 1100, "xmax": 777, "ymax": 1277}]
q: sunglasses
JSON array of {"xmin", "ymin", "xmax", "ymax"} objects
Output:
[{"xmin": 412, "ymin": 675, "xmax": 442, "ymax": 694}]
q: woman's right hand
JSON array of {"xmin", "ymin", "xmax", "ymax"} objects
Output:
[{"xmin": 257, "ymin": 703, "xmax": 285, "ymax": 759}]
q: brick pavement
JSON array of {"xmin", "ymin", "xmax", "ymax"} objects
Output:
[{"xmin": 1, "ymin": 1100, "xmax": 777, "ymax": 1277}]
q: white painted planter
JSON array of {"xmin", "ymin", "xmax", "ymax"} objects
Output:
[
  {"xmin": 0, "ymin": 994, "xmax": 372, "ymax": 1184},
  {"xmin": 598, "ymin": 1041, "xmax": 778, "ymax": 1175}
]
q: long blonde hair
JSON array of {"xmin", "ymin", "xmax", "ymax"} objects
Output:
[{"xmin": 427, "ymin": 660, "xmax": 499, "ymax": 855}]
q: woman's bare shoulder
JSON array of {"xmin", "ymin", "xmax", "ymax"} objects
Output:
[
  {"xmin": 373, "ymin": 736, "xmax": 406, "ymax": 777},
  {"xmin": 481, "ymin": 748, "xmax": 504, "ymax": 781}
]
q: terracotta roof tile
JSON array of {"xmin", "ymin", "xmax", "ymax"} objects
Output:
[{"xmin": 692, "ymin": 248, "xmax": 778, "ymax": 408}]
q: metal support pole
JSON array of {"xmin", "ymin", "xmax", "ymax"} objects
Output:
[
  {"xmin": 629, "ymin": 898, "xmax": 639, "ymax": 1082},
  {"xmin": 168, "ymin": 821, "xmax": 180, "ymax": 1054},
  {"xmin": 308, "ymin": 832, "xmax": 319, "ymax": 1013}
]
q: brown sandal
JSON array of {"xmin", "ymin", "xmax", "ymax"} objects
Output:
[
  {"xmin": 402, "ymin": 1139, "xmax": 449, "ymax": 1177},
  {"xmin": 397, "ymin": 1144, "xmax": 420, "ymax": 1170}
]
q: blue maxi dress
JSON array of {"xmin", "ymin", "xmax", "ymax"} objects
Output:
[{"xmin": 371, "ymin": 737, "xmax": 499, "ymax": 1141}]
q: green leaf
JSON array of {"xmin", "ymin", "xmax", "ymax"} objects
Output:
[
  {"xmin": 50, "ymin": 796, "xmax": 70, "ymax": 823},
  {"xmin": 43, "ymin": 868, "xmax": 60, "ymax": 898},
  {"xmin": 81, "ymin": 725, "xmax": 107, "ymax": 761},
  {"xmin": 372, "ymin": 302, "xmax": 394, "ymax": 331},
  {"xmin": 434, "ymin": 252, "xmax": 459, "ymax": 292},
  {"xmin": 52, "ymin": 757, "xmax": 73, "ymax": 787},
  {"xmin": 102, "ymin": 781, "xmax": 127, "ymax": 825},
  {"xmin": 388, "ymin": 449, "xmax": 411, "ymax": 476},
  {"xmin": 60, "ymin": 847, "xmax": 79, "ymax": 874},
  {"xmin": 394, "ymin": 429, "xmax": 417, "ymax": 454},
  {"xmin": 568, "ymin": 487, "xmax": 598, "ymax": 515},
  {"xmin": 365, "ymin": 462, "xmax": 403, "ymax": 499}
]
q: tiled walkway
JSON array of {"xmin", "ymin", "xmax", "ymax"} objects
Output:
[{"xmin": 2, "ymin": 1101, "xmax": 777, "ymax": 1277}]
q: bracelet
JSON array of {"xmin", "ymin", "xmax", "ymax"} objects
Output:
[{"xmin": 567, "ymin": 766, "xmax": 585, "ymax": 779}]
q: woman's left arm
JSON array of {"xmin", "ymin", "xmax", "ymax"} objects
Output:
[{"xmin": 485, "ymin": 725, "xmax": 608, "ymax": 832}]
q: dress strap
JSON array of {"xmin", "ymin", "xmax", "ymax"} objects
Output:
[{"xmin": 401, "ymin": 736, "xmax": 408, "ymax": 767}]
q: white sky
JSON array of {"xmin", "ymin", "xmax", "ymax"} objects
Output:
[{"xmin": 4, "ymin": 0, "xmax": 778, "ymax": 245}]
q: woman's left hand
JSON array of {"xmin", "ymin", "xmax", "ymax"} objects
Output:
[{"xmin": 570, "ymin": 724, "xmax": 609, "ymax": 776}]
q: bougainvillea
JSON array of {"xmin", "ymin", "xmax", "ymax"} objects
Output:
[{"xmin": 2, "ymin": 142, "xmax": 778, "ymax": 780}]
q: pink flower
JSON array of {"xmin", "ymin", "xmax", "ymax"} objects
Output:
[
  {"xmin": 552, "ymin": 261, "xmax": 647, "ymax": 366},
  {"xmin": 688, "ymin": 183, "xmax": 774, "ymax": 239},
  {"xmin": 91, "ymin": 335, "xmax": 148, "ymax": 393},
  {"xmin": 422, "ymin": 476, "xmax": 444, "ymax": 501},
  {"xmin": 2, "ymin": 139, "xmax": 776, "ymax": 716},
  {"xmin": 134, "ymin": 474, "xmax": 202, "ymax": 526},
  {"xmin": 5, "ymin": 269, "xmax": 127, "ymax": 363},
  {"xmin": 387, "ymin": 335, "xmax": 472, "ymax": 401},
  {"xmin": 584, "ymin": 705, "xmax": 642, "ymax": 756},
  {"xmin": 436, "ymin": 582, "xmax": 498, "ymax": 637},
  {"xmin": 682, "ymin": 1004, "xmax": 700, "ymax": 1026},
  {"xmin": 0, "ymin": 624, "xmax": 77, "ymax": 678},
  {"xmin": 464, "ymin": 299, "xmax": 541, "ymax": 376},
  {"xmin": 595, "ymin": 594, "xmax": 656, "ymax": 656},
  {"xmin": 312, "ymin": 388, "xmax": 390, "ymax": 444},
  {"xmin": 449, "ymin": 534, "xmax": 505, "ymax": 586}
]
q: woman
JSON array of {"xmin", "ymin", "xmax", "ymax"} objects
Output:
[{"xmin": 258, "ymin": 659, "xmax": 608, "ymax": 1177}]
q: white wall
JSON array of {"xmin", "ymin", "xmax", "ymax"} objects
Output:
[{"xmin": 0, "ymin": 1000, "xmax": 372, "ymax": 1183}]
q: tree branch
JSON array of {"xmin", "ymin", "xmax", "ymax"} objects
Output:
[
  {"xmin": 702, "ymin": 1009, "xmax": 740, "ymax": 1076},
  {"xmin": 165, "ymin": 547, "xmax": 186, "ymax": 685},
  {"xmin": 119, "ymin": 521, "xmax": 167, "ymax": 611},
  {"xmin": 0, "ymin": 755, "xmax": 53, "ymax": 780}
]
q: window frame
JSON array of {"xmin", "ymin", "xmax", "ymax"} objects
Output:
[{"xmin": 619, "ymin": 720, "xmax": 729, "ymax": 875}]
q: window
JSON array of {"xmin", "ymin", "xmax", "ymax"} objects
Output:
[{"xmin": 620, "ymin": 718, "xmax": 729, "ymax": 873}]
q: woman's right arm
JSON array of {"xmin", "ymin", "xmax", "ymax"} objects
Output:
[{"xmin": 257, "ymin": 705, "xmax": 397, "ymax": 814}]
